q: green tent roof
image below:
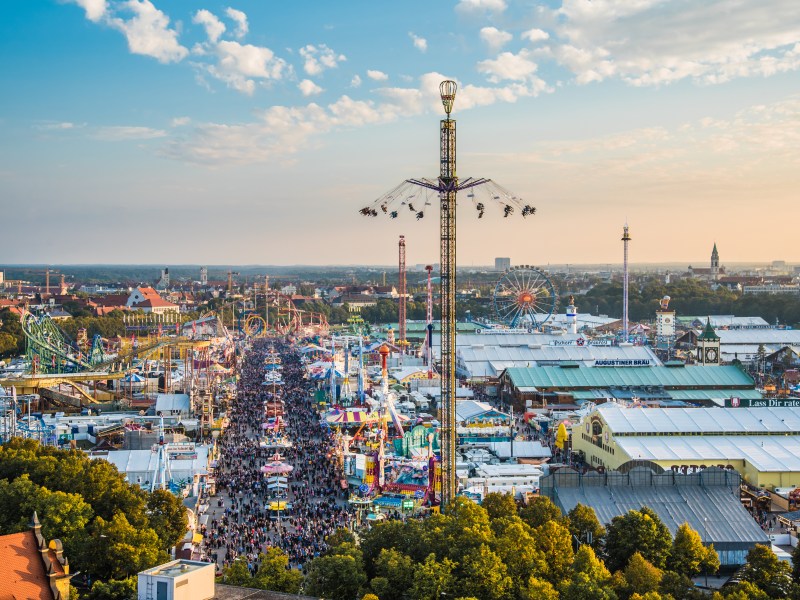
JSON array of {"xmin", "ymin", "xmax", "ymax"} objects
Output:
[
  {"xmin": 504, "ymin": 365, "xmax": 754, "ymax": 391},
  {"xmin": 698, "ymin": 318, "xmax": 720, "ymax": 341}
]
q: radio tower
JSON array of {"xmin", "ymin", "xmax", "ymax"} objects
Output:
[
  {"xmin": 360, "ymin": 80, "xmax": 535, "ymax": 508},
  {"xmin": 398, "ymin": 235, "xmax": 407, "ymax": 353},
  {"xmin": 425, "ymin": 265, "xmax": 434, "ymax": 378},
  {"xmin": 622, "ymin": 223, "xmax": 631, "ymax": 341}
]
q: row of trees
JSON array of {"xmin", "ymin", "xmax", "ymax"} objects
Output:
[
  {"xmin": 582, "ymin": 278, "xmax": 800, "ymax": 326},
  {"xmin": 0, "ymin": 439, "xmax": 187, "ymax": 591},
  {"xmin": 222, "ymin": 494, "xmax": 796, "ymax": 600}
]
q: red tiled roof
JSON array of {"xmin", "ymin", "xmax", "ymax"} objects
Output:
[
  {"xmin": 0, "ymin": 531, "xmax": 55, "ymax": 600},
  {"xmin": 132, "ymin": 298, "xmax": 178, "ymax": 308}
]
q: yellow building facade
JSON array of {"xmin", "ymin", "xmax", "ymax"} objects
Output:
[{"xmin": 573, "ymin": 404, "xmax": 800, "ymax": 490}]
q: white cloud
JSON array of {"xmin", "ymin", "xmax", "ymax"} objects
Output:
[
  {"xmin": 367, "ymin": 70, "xmax": 389, "ymax": 81},
  {"xmin": 477, "ymin": 49, "xmax": 539, "ymax": 82},
  {"xmin": 456, "ymin": 0, "xmax": 507, "ymax": 13},
  {"xmin": 70, "ymin": 0, "xmax": 107, "ymax": 22},
  {"xmin": 480, "ymin": 26, "xmax": 513, "ymax": 52},
  {"xmin": 94, "ymin": 126, "xmax": 167, "ymax": 141},
  {"xmin": 193, "ymin": 9, "xmax": 226, "ymax": 43},
  {"xmin": 299, "ymin": 44, "xmax": 346, "ymax": 76},
  {"xmin": 543, "ymin": 0, "xmax": 800, "ymax": 86},
  {"xmin": 225, "ymin": 7, "xmax": 248, "ymax": 38},
  {"xmin": 409, "ymin": 32, "xmax": 428, "ymax": 53},
  {"xmin": 200, "ymin": 40, "xmax": 288, "ymax": 95},
  {"xmin": 108, "ymin": 0, "xmax": 188, "ymax": 64},
  {"xmin": 298, "ymin": 79, "xmax": 324, "ymax": 96},
  {"xmin": 350, "ymin": 75, "xmax": 362, "ymax": 88},
  {"xmin": 35, "ymin": 121, "xmax": 80, "ymax": 131},
  {"xmin": 163, "ymin": 72, "xmax": 551, "ymax": 165},
  {"xmin": 521, "ymin": 28, "xmax": 549, "ymax": 43},
  {"xmin": 171, "ymin": 116, "xmax": 191, "ymax": 127}
]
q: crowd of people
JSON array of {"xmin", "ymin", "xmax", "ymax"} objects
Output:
[{"xmin": 202, "ymin": 338, "xmax": 354, "ymax": 574}]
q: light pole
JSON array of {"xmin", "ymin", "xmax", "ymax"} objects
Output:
[{"xmin": 703, "ymin": 516, "xmax": 709, "ymax": 588}]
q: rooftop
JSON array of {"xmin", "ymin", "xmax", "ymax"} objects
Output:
[
  {"xmin": 596, "ymin": 404, "xmax": 800, "ymax": 435},
  {"xmin": 505, "ymin": 365, "xmax": 754, "ymax": 391}
]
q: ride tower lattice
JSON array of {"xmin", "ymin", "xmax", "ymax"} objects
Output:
[
  {"xmin": 360, "ymin": 80, "xmax": 535, "ymax": 508},
  {"xmin": 398, "ymin": 235, "xmax": 407, "ymax": 352}
]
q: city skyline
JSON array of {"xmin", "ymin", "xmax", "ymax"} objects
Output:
[{"xmin": 1, "ymin": 0, "xmax": 798, "ymax": 265}]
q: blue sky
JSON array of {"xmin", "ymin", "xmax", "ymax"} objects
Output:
[{"xmin": 1, "ymin": 0, "xmax": 799, "ymax": 266}]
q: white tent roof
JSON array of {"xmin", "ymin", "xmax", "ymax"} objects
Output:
[
  {"xmin": 616, "ymin": 435, "xmax": 800, "ymax": 472},
  {"xmin": 597, "ymin": 404, "xmax": 800, "ymax": 435}
]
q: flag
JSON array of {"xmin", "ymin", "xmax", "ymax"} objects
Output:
[
  {"xmin": 175, "ymin": 323, "xmax": 180, "ymax": 335},
  {"xmin": 158, "ymin": 324, "xmax": 163, "ymax": 337},
  {"xmin": 192, "ymin": 321, "xmax": 197, "ymax": 335}
]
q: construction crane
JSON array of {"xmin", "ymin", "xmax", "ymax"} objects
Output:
[
  {"xmin": 227, "ymin": 270, "xmax": 240, "ymax": 295},
  {"xmin": 360, "ymin": 80, "xmax": 534, "ymax": 508}
]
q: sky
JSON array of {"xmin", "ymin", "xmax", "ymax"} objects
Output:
[{"xmin": 0, "ymin": 0, "xmax": 799, "ymax": 267}]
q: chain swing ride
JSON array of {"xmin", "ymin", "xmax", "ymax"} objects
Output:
[{"xmin": 360, "ymin": 80, "xmax": 536, "ymax": 508}]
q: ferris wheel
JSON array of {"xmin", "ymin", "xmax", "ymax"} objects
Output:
[{"xmin": 493, "ymin": 265, "xmax": 558, "ymax": 329}]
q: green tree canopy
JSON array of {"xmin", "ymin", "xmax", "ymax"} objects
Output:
[
  {"xmin": 535, "ymin": 520, "xmax": 575, "ymax": 585},
  {"xmin": 740, "ymin": 544, "xmax": 793, "ymax": 598},
  {"xmin": 253, "ymin": 548, "xmax": 302, "ymax": 593},
  {"xmin": 605, "ymin": 508, "xmax": 672, "ymax": 572},
  {"xmin": 624, "ymin": 553, "xmax": 663, "ymax": 597},
  {"xmin": 667, "ymin": 522, "xmax": 719, "ymax": 578},
  {"xmin": 567, "ymin": 504, "xmax": 606, "ymax": 552},
  {"xmin": 520, "ymin": 496, "xmax": 562, "ymax": 529},
  {"xmin": 305, "ymin": 552, "xmax": 368, "ymax": 600}
]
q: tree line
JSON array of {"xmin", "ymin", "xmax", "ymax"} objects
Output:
[
  {"xmin": 220, "ymin": 493, "xmax": 800, "ymax": 600},
  {"xmin": 0, "ymin": 439, "xmax": 187, "ymax": 597}
]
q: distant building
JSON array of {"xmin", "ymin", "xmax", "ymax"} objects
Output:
[
  {"xmin": 743, "ymin": 284, "xmax": 800, "ymax": 295},
  {"xmin": 156, "ymin": 267, "xmax": 170, "ymax": 289},
  {"xmin": 495, "ymin": 257, "xmax": 511, "ymax": 271},
  {"xmin": 688, "ymin": 243, "xmax": 725, "ymax": 281},
  {"xmin": 126, "ymin": 287, "xmax": 179, "ymax": 314}
]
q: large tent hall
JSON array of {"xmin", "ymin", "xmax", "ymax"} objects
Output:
[
  {"xmin": 542, "ymin": 466, "xmax": 769, "ymax": 567},
  {"xmin": 573, "ymin": 404, "xmax": 800, "ymax": 489}
]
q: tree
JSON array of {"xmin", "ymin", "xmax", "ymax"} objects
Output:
[
  {"xmin": 792, "ymin": 541, "xmax": 800, "ymax": 583},
  {"xmin": 459, "ymin": 545, "xmax": 514, "ymax": 600},
  {"xmin": 624, "ymin": 553, "xmax": 663, "ymax": 597},
  {"xmin": 741, "ymin": 544, "xmax": 793, "ymax": 598},
  {"xmin": 253, "ymin": 548, "xmax": 302, "ymax": 593},
  {"xmin": 370, "ymin": 549, "xmax": 415, "ymax": 600},
  {"xmin": 713, "ymin": 581, "xmax": 769, "ymax": 600},
  {"xmin": 534, "ymin": 520, "xmax": 575, "ymax": 585},
  {"xmin": 223, "ymin": 557, "xmax": 253, "ymax": 587},
  {"xmin": 573, "ymin": 545, "xmax": 611, "ymax": 584},
  {"xmin": 411, "ymin": 554, "xmax": 457, "ymax": 600},
  {"xmin": 492, "ymin": 517, "xmax": 547, "ymax": 593},
  {"xmin": 605, "ymin": 508, "xmax": 672, "ymax": 572},
  {"xmin": 520, "ymin": 496, "xmax": 562, "ymax": 529},
  {"xmin": 442, "ymin": 496, "xmax": 494, "ymax": 563},
  {"xmin": 567, "ymin": 504, "xmax": 606, "ymax": 552},
  {"xmin": 304, "ymin": 553, "xmax": 367, "ymax": 600},
  {"xmin": 81, "ymin": 513, "xmax": 167, "ymax": 580},
  {"xmin": 560, "ymin": 572, "xmax": 618, "ymax": 600},
  {"xmin": 146, "ymin": 489, "xmax": 187, "ymax": 551},
  {"xmin": 86, "ymin": 577, "xmax": 138, "ymax": 600},
  {"xmin": 482, "ymin": 492, "xmax": 519, "ymax": 521},
  {"xmin": 521, "ymin": 576, "xmax": 559, "ymax": 600},
  {"xmin": 659, "ymin": 571, "xmax": 704, "ymax": 600},
  {"xmin": 667, "ymin": 522, "xmax": 719, "ymax": 578}
]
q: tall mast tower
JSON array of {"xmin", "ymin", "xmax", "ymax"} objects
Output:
[
  {"xmin": 438, "ymin": 81, "xmax": 458, "ymax": 506},
  {"xmin": 425, "ymin": 265, "xmax": 434, "ymax": 379},
  {"xmin": 621, "ymin": 223, "xmax": 631, "ymax": 341},
  {"xmin": 398, "ymin": 235, "xmax": 407, "ymax": 352},
  {"xmin": 360, "ymin": 79, "xmax": 534, "ymax": 508}
]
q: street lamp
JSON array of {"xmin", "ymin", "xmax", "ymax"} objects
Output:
[{"xmin": 703, "ymin": 516, "xmax": 709, "ymax": 588}]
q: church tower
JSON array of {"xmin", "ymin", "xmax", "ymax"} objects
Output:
[
  {"xmin": 711, "ymin": 243, "xmax": 720, "ymax": 280},
  {"xmin": 697, "ymin": 318, "xmax": 721, "ymax": 365}
]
